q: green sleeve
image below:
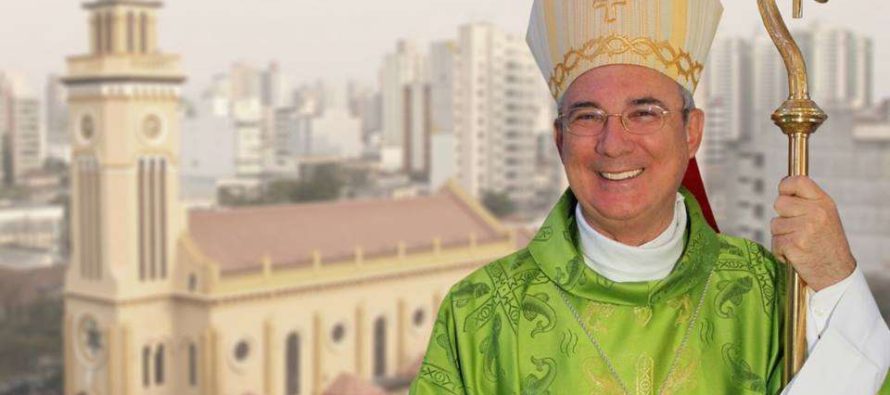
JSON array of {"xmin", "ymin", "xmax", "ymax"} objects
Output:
[
  {"xmin": 409, "ymin": 294, "xmax": 467, "ymax": 395},
  {"xmin": 767, "ymin": 256, "xmax": 788, "ymax": 395},
  {"xmin": 879, "ymin": 374, "xmax": 890, "ymax": 395}
]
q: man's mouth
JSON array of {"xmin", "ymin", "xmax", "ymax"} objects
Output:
[{"xmin": 598, "ymin": 168, "xmax": 644, "ymax": 181}]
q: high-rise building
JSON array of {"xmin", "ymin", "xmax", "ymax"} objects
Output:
[
  {"xmin": 45, "ymin": 74, "xmax": 70, "ymax": 161},
  {"xmin": 452, "ymin": 23, "xmax": 546, "ymax": 208},
  {"xmin": 0, "ymin": 72, "xmax": 43, "ymax": 186},
  {"xmin": 379, "ymin": 40, "xmax": 426, "ymax": 171},
  {"xmin": 699, "ymin": 37, "xmax": 751, "ymax": 227},
  {"xmin": 232, "ymin": 98, "xmax": 264, "ymax": 178},
  {"xmin": 810, "ymin": 25, "xmax": 873, "ymax": 109}
]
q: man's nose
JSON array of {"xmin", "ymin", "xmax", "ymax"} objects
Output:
[{"xmin": 595, "ymin": 116, "xmax": 634, "ymax": 157}]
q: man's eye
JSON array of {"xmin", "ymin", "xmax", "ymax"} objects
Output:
[
  {"xmin": 573, "ymin": 112, "xmax": 605, "ymax": 122},
  {"xmin": 628, "ymin": 109, "xmax": 658, "ymax": 120}
]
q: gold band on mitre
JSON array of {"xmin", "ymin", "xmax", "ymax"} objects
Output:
[{"xmin": 526, "ymin": 0, "xmax": 724, "ymax": 100}]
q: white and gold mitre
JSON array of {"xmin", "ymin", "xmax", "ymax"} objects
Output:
[{"xmin": 526, "ymin": 0, "xmax": 724, "ymax": 100}]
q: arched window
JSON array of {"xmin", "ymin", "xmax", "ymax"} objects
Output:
[
  {"xmin": 286, "ymin": 333, "xmax": 301, "ymax": 395},
  {"xmin": 188, "ymin": 343, "xmax": 198, "ymax": 386},
  {"xmin": 373, "ymin": 317, "xmax": 387, "ymax": 378},
  {"xmin": 142, "ymin": 346, "xmax": 151, "ymax": 387},
  {"xmin": 127, "ymin": 12, "xmax": 135, "ymax": 52},
  {"xmin": 154, "ymin": 344, "xmax": 165, "ymax": 385}
]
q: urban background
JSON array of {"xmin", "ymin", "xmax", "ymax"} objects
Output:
[{"xmin": 0, "ymin": 0, "xmax": 888, "ymax": 394}]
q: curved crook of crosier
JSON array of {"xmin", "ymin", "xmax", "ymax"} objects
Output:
[{"xmin": 756, "ymin": 0, "xmax": 825, "ymax": 101}]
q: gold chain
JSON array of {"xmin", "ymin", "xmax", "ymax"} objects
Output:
[{"xmin": 558, "ymin": 271, "xmax": 714, "ymax": 395}]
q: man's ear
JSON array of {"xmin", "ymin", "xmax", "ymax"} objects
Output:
[
  {"xmin": 685, "ymin": 108, "xmax": 704, "ymax": 159},
  {"xmin": 553, "ymin": 119, "xmax": 565, "ymax": 162}
]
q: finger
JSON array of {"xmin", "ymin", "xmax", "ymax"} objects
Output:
[
  {"xmin": 770, "ymin": 216, "xmax": 799, "ymax": 236},
  {"xmin": 778, "ymin": 176, "xmax": 825, "ymax": 200},
  {"xmin": 773, "ymin": 195, "xmax": 810, "ymax": 218},
  {"xmin": 771, "ymin": 234, "xmax": 804, "ymax": 265},
  {"xmin": 770, "ymin": 235, "xmax": 789, "ymax": 264}
]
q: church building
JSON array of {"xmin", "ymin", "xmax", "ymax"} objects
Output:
[{"xmin": 61, "ymin": 1, "xmax": 520, "ymax": 394}]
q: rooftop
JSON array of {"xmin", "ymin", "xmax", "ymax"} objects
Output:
[{"xmin": 188, "ymin": 184, "xmax": 509, "ymax": 274}]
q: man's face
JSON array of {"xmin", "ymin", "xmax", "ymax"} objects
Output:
[{"xmin": 554, "ymin": 64, "xmax": 704, "ymax": 240}]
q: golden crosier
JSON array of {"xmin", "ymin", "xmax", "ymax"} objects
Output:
[{"xmin": 756, "ymin": 0, "xmax": 829, "ymax": 386}]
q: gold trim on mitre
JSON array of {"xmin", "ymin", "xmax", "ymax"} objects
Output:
[{"xmin": 527, "ymin": 0, "xmax": 724, "ymax": 100}]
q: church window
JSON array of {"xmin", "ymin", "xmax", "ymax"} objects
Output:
[
  {"xmin": 138, "ymin": 157, "xmax": 168, "ymax": 281},
  {"xmin": 127, "ymin": 12, "xmax": 135, "ymax": 52},
  {"xmin": 188, "ymin": 343, "xmax": 198, "ymax": 386},
  {"xmin": 286, "ymin": 333, "xmax": 301, "ymax": 395},
  {"xmin": 142, "ymin": 346, "xmax": 151, "ymax": 387},
  {"xmin": 412, "ymin": 308, "xmax": 425, "ymax": 327},
  {"xmin": 104, "ymin": 12, "xmax": 114, "ymax": 53},
  {"xmin": 140, "ymin": 13, "xmax": 148, "ymax": 53},
  {"xmin": 188, "ymin": 273, "xmax": 198, "ymax": 292},
  {"xmin": 234, "ymin": 340, "xmax": 250, "ymax": 362},
  {"xmin": 373, "ymin": 317, "xmax": 387, "ymax": 378},
  {"xmin": 77, "ymin": 156, "xmax": 102, "ymax": 280},
  {"xmin": 331, "ymin": 323, "xmax": 346, "ymax": 344},
  {"xmin": 155, "ymin": 344, "xmax": 165, "ymax": 384},
  {"xmin": 92, "ymin": 14, "xmax": 102, "ymax": 54}
]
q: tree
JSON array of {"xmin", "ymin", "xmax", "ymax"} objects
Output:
[{"xmin": 482, "ymin": 190, "xmax": 516, "ymax": 218}]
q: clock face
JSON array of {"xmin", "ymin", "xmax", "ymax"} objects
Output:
[
  {"xmin": 80, "ymin": 115, "xmax": 95, "ymax": 141},
  {"xmin": 142, "ymin": 114, "xmax": 163, "ymax": 140},
  {"xmin": 78, "ymin": 317, "xmax": 103, "ymax": 362}
]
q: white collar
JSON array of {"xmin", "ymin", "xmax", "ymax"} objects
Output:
[{"xmin": 575, "ymin": 193, "xmax": 687, "ymax": 282}]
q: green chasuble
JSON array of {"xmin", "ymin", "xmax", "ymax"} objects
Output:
[{"xmin": 410, "ymin": 188, "xmax": 789, "ymax": 395}]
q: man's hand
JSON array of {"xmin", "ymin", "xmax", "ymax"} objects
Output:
[{"xmin": 771, "ymin": 176, "xmax": 856, "ymax": 291}]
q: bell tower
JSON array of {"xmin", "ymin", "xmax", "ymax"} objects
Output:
[{"xmin": 63, "ymin": 0, "xmax": 186, "ymax": 393}]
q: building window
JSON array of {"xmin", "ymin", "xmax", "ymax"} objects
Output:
[
  {"xmin": 138, "ymin": 157, "xmax": 168, "ymax": 281},
  {"xmin": 331, "ymin": 323, "xmax": 345, "ymax": 344},
  {"xmin": 92, "ymin": 14, "xmax": 102, "ymax": 54},
  {"xmin": 286, "ymin": 333, "xmax": 301, "ymax": 395},
  {"xmin": 78, "ymin": 156, "xmax": 102, "ymax": 280},
  {"xmin": 127, "ymin": 12, "xmax": 135, "ymax": 52},
  {"xmin": 154, "ymin": 344, "xmax": 165, "ymax": 385},
  {"xmin": 188, "ymin": 343, "xmax": 198, "ymax": 386},
  {"xmin": 373, "ymin": 317, "xmax": 387, "ymax": 378},
  {"xmin": 104, "ymin": 12, "xmax": 114, "ymax": 53},
  {"xmin": 234, "ymin": 340, "xmax": 250, "ymax": 362},
  {"xmin": 140, "ymin": 13, "xmax": 148, "ymax": 53},
  {"xmin": 412, "ymin": 308, "xmax": 425, "ymax": 327},
  {"xmin": 142, "ymin": 346, "xmax": 151, "ymax": 387}
]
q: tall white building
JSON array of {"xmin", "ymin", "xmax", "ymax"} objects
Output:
[
  {"xmin": 232, "ymin": 98, "xmax": 264, "ymax": 178},
  {"xmin": 426, "ymin": 41, "xmax": 459, "ymax": 186},
  {"xmin": 707, "ymin": 26, "xmax": 880, "ymax": 256},
  {"xmin": 379, "ymin": 40, "xmax": 426, "ymax": 171},
  {"xmin": 0, "ymin": 72, "xmax": 43, "ymax": 186},
  {"xmin": 699, "ymin": 37, "xmax": 751, "ymax": 226},
  {"xmin": 452, "ymin": 23, "xmax": 546, "ymax": 208},
  {"xmin": 45, "ymin": 74, "xmax": 70, "ymax": 161},
  {"xmin": 806, "ymin": 25, "xmax": 873, "ymax": 110}
]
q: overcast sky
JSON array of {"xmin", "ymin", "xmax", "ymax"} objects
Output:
[{"xmin": 1, "ymin": 0, "xmax": 888, "ymax": 99}]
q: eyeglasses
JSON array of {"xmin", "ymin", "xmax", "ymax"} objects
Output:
[{"xmin": 558, "ymin": 104, "xmax": 680, "ymax": 137}]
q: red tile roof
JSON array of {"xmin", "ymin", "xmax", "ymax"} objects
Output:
[{"xmin": 188, "ymin": 186, "xmax": 508, "ymax": 274}]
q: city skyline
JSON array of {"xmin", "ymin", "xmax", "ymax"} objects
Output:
[{"xmin": 1, "ymin": 0, "xmax": 889, "ymax": 100}]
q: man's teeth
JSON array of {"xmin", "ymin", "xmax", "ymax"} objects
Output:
[{"xmin": 599, "ymin": 169, "xmax": 644, "ymax": 181}]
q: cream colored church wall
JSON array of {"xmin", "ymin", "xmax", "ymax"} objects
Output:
[
  {"xmin": 66, "ymin": 93, "xmax": 184, "ymax": 301},
  {"xmin": 200, "ymin": 264, "xmax": 473, "ymax": 395},
  {"xmin": 65, "ymin": 296, "xmax": 185, "ymax": 395}
]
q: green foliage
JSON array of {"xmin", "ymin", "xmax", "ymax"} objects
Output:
[{"xmin": 482, "ymin": 190, "xmax": 516, "ymax": 218}]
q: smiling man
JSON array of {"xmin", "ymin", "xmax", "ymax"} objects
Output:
[{"xmin": 409, "ymin": 0, "xmax": 890, "ymax": 394}]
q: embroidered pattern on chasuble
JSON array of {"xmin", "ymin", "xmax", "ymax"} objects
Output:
[{"xmin": 410, "ymin": 188, "xmax": 788, "ymax": 395}]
